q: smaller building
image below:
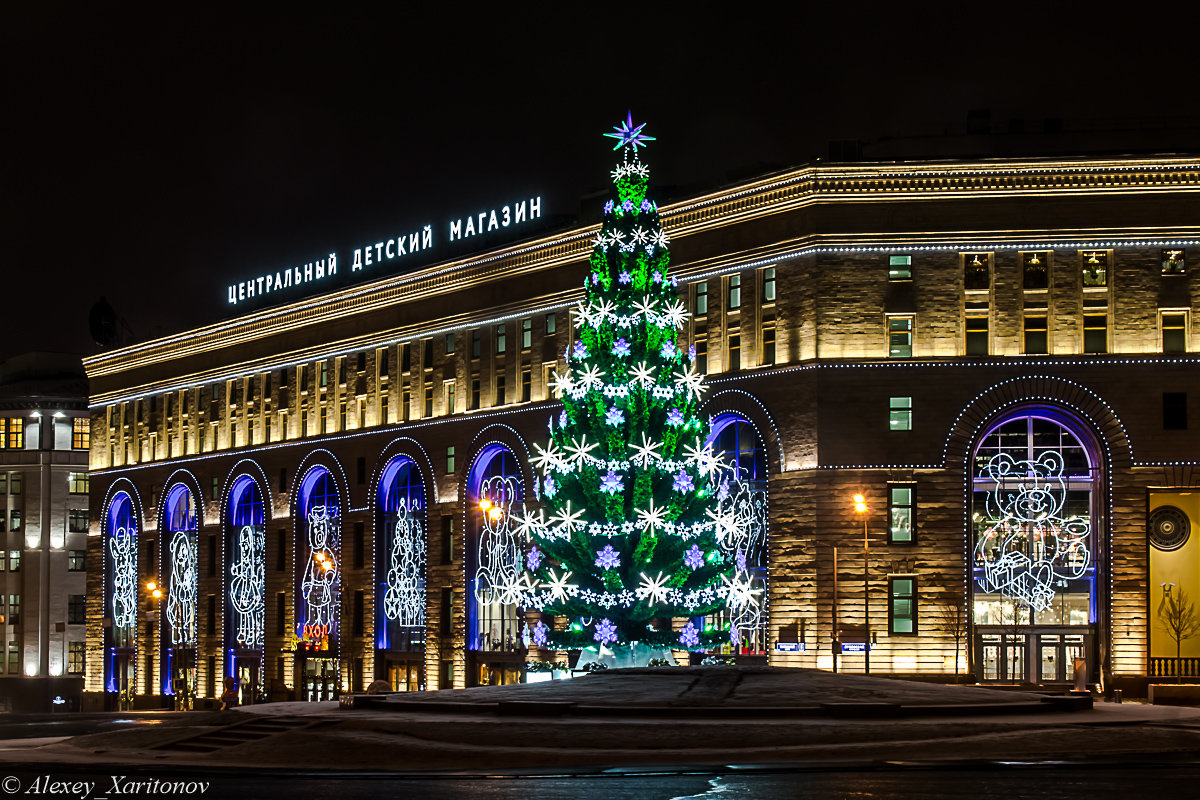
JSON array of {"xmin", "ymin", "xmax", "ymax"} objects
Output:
[{"xmin": 0, "ymin": 352, "xmax": 90, "ymax": 712}]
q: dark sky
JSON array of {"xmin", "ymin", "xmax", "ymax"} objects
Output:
[{"xmin": 4, "ymin": 6, "xmax": 1194, "ymax": 363}]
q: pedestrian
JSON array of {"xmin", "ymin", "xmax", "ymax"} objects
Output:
[{"xmin": 220, "ymin": 676, "xmax": 238, "ymax": 711}]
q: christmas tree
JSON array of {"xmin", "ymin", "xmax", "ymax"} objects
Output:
[{"xmin": 516, "ymin": 114, "xmax": 738, "ymax": 652}]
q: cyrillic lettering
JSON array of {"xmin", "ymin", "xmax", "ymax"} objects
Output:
[
  {"xmin": 304, "ymin": 262, "xmax": 313, "ymax": 282},
  {"xmin": 422, "ymin": 225, "xmax": 432, "ymax": 248},
  {"xmin": 352, "ymin": 249, "xmax": 363, "ymax": 271},
  {"xmin": 328, "ymin": 252, "xmax": 337, "ymax": 275},
  {"xmin": 530, "ymin": 196, "xmax": 541, "ymax": 218},
  {"xmin": 228, "ymin": 286, "xmax": 237, "ymax": 304},
  {"xmin": 516, "ymin": 201, "xmax": 526, "ymax": 223},
  {"xmin": 374, "ymin": 242, "xmax": 383, "ymax": 262},
  {"xmin": 409, "ymin": 232, "xmax": 419, "ymax": 252},
  {"xmin": 450, "ymin": 219, "xmax": 462, "ymax": 240},
  {"xmin": 502, "ymin": 205, "xmax": 510, "ymax": 226},
  {"xmin": 487, "ymin": 210, "xmax": 498, "ymax": 231},
  {"xmin": 386, "ymin": 239, "xmax": 395, "ymax": 258},
  {"xmin": 316, "ymin": 259, "xmax": 325, "ymax": 279}
]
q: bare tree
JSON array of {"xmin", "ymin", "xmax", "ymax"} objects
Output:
[
  {"xmin": 1157, "ymin": 587, "xmax": 1200, "ymax": 683},
  {"xmin": 932, "ymin": 595, "xmax": 969, "ymax": 677}
]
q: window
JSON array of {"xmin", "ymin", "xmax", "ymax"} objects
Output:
[
  {"xmin": 339, "ymin": 399, "xmax": 347, "ymax": 430},
  {"xmin": 7, "ymin": 594, "xmax": 18, "ymax": 626},
  {"xmin": 545, "ymin": 313, "xmax": 556, "ymax": 335},
  {"xmin": 889, "ymin": 576, "xmax": 917, "ymax": 634},
  {"xmin": 1162, "ymin": 249, "xmax": 1187, "ymax": 275},
  {"xmin": 401, "ymin": 343, "xmax": 412, "ymax": 373},
  {"xmin": 441, "ymin": 516, "xmax": 454, "ymax": 564},
  {"xmin": 888, "ymin": 255, "xmax": 912, "ymax": 281},
  {"xmin": 1083, "ymin": 314, "xmax": 1107, "ymax": 354},
  {"xmin": 8, "ymin": 551, "xmax": 20, "ymax": 573},
  {"xmin": 338, "ymin": 358, "xmax": 347, "ymax": 386},
  {"xmin": 1081, "ymin": 251, "xmax": 1107, "ymax": 287},
  {"xmin": 68, "ymin": 509, "xmax": 88, "ymax": 533},
  {"xmin": 380, "ymin": 393, "xmax": 389, "ymax": 423},
  {"xmin": 8, "ymin": 641, "xmax": 19, "ymax": 672},
  {"xmin": 206, "ymin": 594, "xmax": 216, "ymax": 633},
  {"xmin": 728, "ymin": 275, "xmax": 741, "ymax": 309},
  {"xmin": 761, "ymin": 321, "xmax": 776, "ymax": 365},
  {"xmin": 762, "ymin": 267, "xmax": 777, "ymax": 300},
  {"xmin": 471, "ymin": 330, "xmax": 481, "ymax": 359},
  {"xmin": 522, "ymin": 319, "xmax": 532, "ymax": 349},
  {"xmin": 9, "ymin": 510, "xmax": 20, "ymax": 532},
  {"xmin": 68, "ymin": 550, "xmax": 85, "ymax": 571},
  {"xmin": 445, "ymin": 381, "xmax": 456, "ymax": 414},
  {"xmin": 964, "ymin": 253, "xmax": 990, "ymax": 290},
  {"xmin": 965, "ymin": 316, "xmax": 988, "ymax": 355},
  {"xmin": 496, "ymin": 376, "xmax": 506, "ymax": 405},
  {"xmin": 1023, "ymin": 252, "xmax": 1049, "ymax": 290},
  {"xmin": 401, "ymin": 388, "xmax": 410, "ymax": 421},
  {"xmin": 888, "ymin": 485, "xmax": 915, "ymax": 544},
  {"xmin": 889, "ymin": 397, "xmax": 912, "ymax": 431},
  {"xmin": 1024, "ymin": 316, "xmax": 1048, "ymax": 354},
  {"xmin": 440, "ymin": 588, "xmax": 453, "ymax": 635},
  {"xmin": 496, "ymin": 324, "xmax": 507, "ymax": 354},
  {"xmin": 210, "ymin": 476, "xmax": 219, "ymax": 501},
  {"xmin": 1164, "ymin": 392, "xmax": 1188, "ymax": 430},
  {"xmin": 1162, "ymin": 312, "xmax": 1188, "ymax": 353},
  {"xmin": 728, "ymin": 333, "xmax": 740, "ymax": 371},
  {"xmin": 446, "ymin": 446, "xmax": 456, "ymax": 475},
  {"xmin": 379, "ymin": 348, "xmax": 390, "ymax": 377},
  {"xmin": 424, "ymin": 386, "xmax": 433, "ymax": 417},
  {"xmin": 72, "ymin": 418, "xmax": 89, "ymax": 449},
  {"xmin": 353, "ymin": 590, "xmax": 365, "ymax": 636},
  {"xmin": 471, "ymin": 379, "xmax": 480, "ymax": 410},
  {"xmin": 888, "ymin": 316, "xmax": 913, "ymax": 358},
  {"xmin": 67, "ymin": 641, "xmax": 85, "ymax": 674},
  {"xmin": 695, "ymin": 337, "xmax": 708, "ymax": 374},
  {"xmin": 695, "ymin": 281, "xmax": 708, "ymax": 315},
  {"xmin": 521, "ymin": 367, "xmax": 531, "ymax": 402},
  {"xmin": 445, "ymin": 333, "xmax": 455, "ymax": 355},
  {"xmin": 68, "ymin": 594, "xmax": 86, "ymax": 624},
  {"xmin": 423, "ymin": 339, "xmax": 433, "ymax": 369},
  {"xmin": 3, "ymin": 419, "xmax": 23, "ymax": 449},
  {"xmin": 319, "ymin": 361, "xmax": 329, "ymax": 388}
]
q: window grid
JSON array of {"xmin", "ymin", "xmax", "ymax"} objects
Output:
[
  {"xmin": 889, "ymin": 576, "xmax": 917, "ymax": 635},
  {"xmin": 888, "ymin": 485, "xmax": 915, "ymax": 544},
  {"xmin": 889, "ymin": 397, "xmax": 912, "ymax": 431}
]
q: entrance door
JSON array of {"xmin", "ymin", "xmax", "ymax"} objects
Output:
[
  {"xmin": 235, "ymin": 658, "xmax": 259, "ymax": 706},
  {"xmin": 388, "ymin": 662, "xmax": 423, "ymax": 692},
  {"xmin": 979, "ymin": 633, "xmax": 1026, "ymax": 682},
  {"xmin": 113, "ymin": 652, "xmax": 134, "ymax": 710},
  {"xmin": 1038, "ymin": 633, "xmax": 1089, "ymax": 683},
  {"xmin": 304, "ymin": 658, "xmax": 337, "ymax": 701}
]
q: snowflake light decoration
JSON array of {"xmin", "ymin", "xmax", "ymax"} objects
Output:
[
  {"xmin": 612, "ymin": 338, "xmax": 631, "ymax": 357},
  {"xmin": 618, "ymin": 270, "xmax": 631, "ymax": 284},
  {"xmin": 572, "ymin": 341, "xmax": 588, "ymax": 359},
  {"xmin": 527, "ymin": 546, "xmax": 543, "ymax": 572},
  {"xmin": 605, "ymin": 406, "xmax": 625, "ymax": 426},
  {"xmin": 661, "ymin": 340, "xmax": 677, "ymax": 359},
  {"xmin": 600, "ymin": 470, "xmax": 623, "ymax": 494},
  {"xmin": 595, "ymin": 545, "xmax": 621, "ymax": 570},
  {"xmin": 594, "ymin": 617, "xmax": 619, "ymax": 644},
  {"xmin": 673, "ymin": 470, "xmax": 695, "ymax": 493},
  {"xmin": 679, "ymin": 622, "xmax": 700, "ymax": 648},
  {"xmin": 531, "ymin": 620, "xmax": 549, "ymax": 647},
  {"xmin": 684, "ymin": 544, "xmax": 704, "ymax": 570},
  {"xmin": 667, "ymin": 408, "xmax": 685, "ymax": 427}
]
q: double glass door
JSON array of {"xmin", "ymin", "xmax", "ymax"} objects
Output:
[
  {"xmin": 304, "ymin": 658, "xmax": 338, "ymax": 701},
  {"xmin": 978, "ymin": 630, "xmax": 1091, "ymax": 684}
]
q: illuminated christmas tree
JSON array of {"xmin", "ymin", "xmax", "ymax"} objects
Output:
[{"xmin": 516, "ymin": 114, "xmax": 740, "ymax": 652}]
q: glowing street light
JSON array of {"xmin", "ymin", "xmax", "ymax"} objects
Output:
[
  {"xmin": 146, "ymin": 580, "xmax": 162, "ymax": 600},
  {"xmin": 853, "ymin": 493, "xmax": 870, "ymax": 675}
]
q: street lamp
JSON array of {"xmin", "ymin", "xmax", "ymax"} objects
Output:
[{"xmin": 853, "ymin": 493, "xmax": 870, "ymax": 676}]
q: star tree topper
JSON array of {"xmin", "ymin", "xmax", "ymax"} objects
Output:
[{"xmin": 604, "ymin": 111, "xmax": 656, "ymax": 152}]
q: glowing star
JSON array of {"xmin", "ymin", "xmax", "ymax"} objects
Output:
[
  {"xmin": 594, "ymin": 545, "xmax": 621, "ymax": 570},
  {"xmin": 683, "ymin": 441, "xmax": 721, "ymax": 476},
  {"xmin": 604, "ymin": 112, "xmax": 656, "ymax": 152},
  {"xmin": 637, "ymin": 571, "xmax": 670, "ymax": 604},
  {"xmin": 621, "ymin": 199, "xmax": 635, "ymax": 212},
  {"xmin": 640, "ymin": 199, "xmax": 654, "ymax": 212},
  {"xmin": 550, "ymin": 370, "xmax": 574, "ymax": 397},
  {"xmin": 673, "ymin": 470, "xmax": 695, "ymax": 493},
  {"xmin": 605, "ymin": 406, "xmax": 625, "ymax": 426},
  {"xmin": 723, "ymin": 572, "xmax": 763, "ymax": 610},
  {"xmin": 688, "ymin": 344, "xmax": 697, "ymax": 360},
  {"xmin": 650, "ymin": 229, "xmax": 670, "ymax": 249},
  {"xmin": 631, "ymin": 433, "xmax": 663, "ymax": 466},
  {"xmin": 684, "ymin": 544, "xmax": 704, "ymax": 570},
  {"xmin": 572, "ymin": 341, "xmax": 588, "ymax": 359},
  {"xmin": 705, "ymin": 504, "xmax": 739, "ymax": 543},
  {"xmin": 564, "ymin": 435, "xmax": 597, "ymax": 463},
  {"xmin": 661, "ymin": 340, "xmax": 677, "ymax": 359},
  {"xmin": 543, "ymin": 568, "xmax": 575, "ymax": 602},
  {"xmin": 679, "ymin": 621, "xmax": 700, "ymax": 647},
  {"xmin": 499, "ymin": 572, "xmax": 538, "ymax": 606},
  {"xmin": 532, "ymin": 441, "xmax": 564, "ymax": 473},
  {"xmin": 674, "ymin": 367, "xmax": 705, "ymax": 401},
  {"xmin": 578, "ymin": 364, "xmax": 605, "ymax": 392},
  {"xmin": 630, "ymin": 361, "xmax": 656, "ymax": 388},
  {"xmin": 663, "ymin": 300, "xmax": 687, "ymax": 328},
  {"xmin": 512, "ymin": 508, "xmax": 546, "ymax": 541},
  {"xmin": 633, "ymin": 295, "xmax": 658, "ymax": 319},
  {"xmin": 600, "ymin": 470, "xmax": 623, "ymax": 494},
  {"xmin": 527, "ymin": 546, "xmax": 542, "ymax": 572},
  {"xmin": 594, "ymin": 617, "xmax": 619, "ymax": 644},
  {"xmin": 559, "ymin": 410, "xmax": 569, "ymax": 426},
  {"xmin": 635, "ymin": 500, "xmax": 665, "ymax": 531},
  {"xmin": 549, "ymin": 501, "xmax": 587, "ymax": 534},
  {"xmin": 618, "ymin": 270, "xmax": 631, "ymax": 284},
  {"xmin": 666, "ymin": 408, "xmax": 685, "ymax": 427},
  {"xmin": 612, "ymin": 338, "xmax": 631, "ymax": 357},
  {"xmin": 717, "ymin": 479, "xmax": 730, "ymax": 501},
  {"xmin": 630, "ymin": 227, "xmax": 649, "ymax": 244}
]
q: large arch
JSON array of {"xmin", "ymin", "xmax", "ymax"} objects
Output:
[
  {"xmin": 464, "ymin": 436, "xmax": 527, "ymax": 686},
  {"xmin": 159, "ymin": 480, "xmax": 199, "ymax": 701},
  {"xmin": 224, "ymin": 471, "xmax": 267, "ymax": 705},
  {"xmin": 968, "ymin": 403, "xmax": 1106, "ymax": 685},
  {"xmin": 292, "ymin": 456, "xmax": 345, "ymax": 702},
  {"xmin": 104, "ymin": 485, "xmax": 141, "ymax": 708},
  {"xmin": 374, "ymin": 440, "xmax": 432, "ymax": 691}
]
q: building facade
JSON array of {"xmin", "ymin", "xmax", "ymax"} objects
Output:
[
  {"xmin": 0, "ymin": 353, "xmax": 90, "ymax": 712},
  {"xmin": 84, "ymin": 154, "xmax": 1200, "ymax": 708}
]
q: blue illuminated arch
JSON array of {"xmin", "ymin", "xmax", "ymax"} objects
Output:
[
  {"xmin": 162, "ymin": 483, "xmax": 199, "ymax": 695},
  {"xmin": 376, "ymin": 455, "xmax": 427, "ymax": 652},
  {"xmin": 296, "ymin": 465, "xmax": 341, "ymax": 647},
  {"xmin": 105, "ymin": 490, "xmax": 139, "ymax": 694},
  {"xmin": 467, "ymin": 444, "xmax": 524, "ymax": 653}
]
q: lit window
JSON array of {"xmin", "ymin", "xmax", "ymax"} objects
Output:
[
  {"xmin": 695, "ymin": 282, "xmax": 708, "ymax": 315},
  {"xmin": 761, "ymin": 321, "xmax": 776, "ymax": 365},
  {"xmin": 445, "ymin": 333, "xmax": 455, "ymax": 355},
  {"xmin": 67, "ymin": 641, "xmax": 85, "ymax": 674},
  {"xmin": 319, "ymin": 361, "xmax": 329, "ymax": 388},
  {"xmin": 2, "ymin": 419, "xmax": 23, "ymax": 450},
  {"xmin": 728, "ymin": 275, "xmax": 741, "ymax": 309},
  {"xmin": 68, "ymin": 550, "xmax": 86, "ymax": 571},
  {"xmin": 888, "ymin": 486, "xmax": 915, "ymax": 544},
  {"xmin": 471, "ymin": 331, "xmax": 481, "ymax": 359},
  {"xmin": 496, "ymin": 325, "xmax": 507, "ymax": 354},
  {"xmin": 1162, "ymin": 249, "xmax": 1187, "ymax": 275},
  {"xmin": 446, "ymin": 446, "xmax": 456, "ymax": 475},
  {"xmin": 496, "ymin": 376, "xmax": 506, "ymax": 405},
  {"xmin": 888, "ymin": 316, "xmax": 913, "ymax": 358},
  {"xmin": 888, "ymin": 255, "xmax": 912, "ymax": 281},
  {"xmin": 1162, "ymin": 312, "xmax": 1188, "ymax": 353},
  {"xmin": 1023, "ymin": 252, "xmax": 1048, "ymax": 290},
  {"xmin": 68, "ymin": 472, "xmax": 89, "ymax": 495},
  {"xmin": 68, "ymin": 510, "xmax": 88, "ymax": 533},
  {"xmin": 889, "ymin": 397, "xmax": 912, "ymax": 431},
  {"xmin": 521, "ymin": 367, "xmax": 531, "ymax": 402},
  {"xmin": 1081, "ymin": 251, "xmax": 1108, "ymax": 287},
  {"xmin": 1024, "ymin": 316, "xmax": 1048, "ymax": 354},
  {"xmin": 72, "ymin": 418, "xmax": 89, "ymax": 449},
  {"xmin": 965, "ymin": 316, "xmax": 988, "ymax": 356},
  {"xmin": 889, "ymin": 576, "xmax": 917, "ymax": 634},
  {"xmin": 1083, "ymin": 314, "xmax": 1107, "ymax": 354},
  {"xmin": 545, "ymin": 313, "xmax": 556, "ymax": 335},
  {"xmin": 522, "ymin": 319, "xmax": 532, "ymax": 349},
  {"xmin": 8, "ymin": 551, "xmax": 19, "ymax": 572},
  {"xmin": 694, "ymin": 337, "xmax": 708, "ymax": 374},
  {"xmin": 964, "ymin": 253, "xmax": 990, "ymax": 291},
  {"xmin": 728, "ymin": 332, "xmax": 741, "ymax": 371},
  {"xmin": 445, "ymin": 381, "xmax": 456, "ymax": 414},
  {"xmin": 762, "ymin": 267, "xmax": 777, "ymax": 301}
]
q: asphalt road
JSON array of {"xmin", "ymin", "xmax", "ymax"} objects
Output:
[{"xmin": 1, "ymin": 764, "xmax": 1199, "ymax": 800}]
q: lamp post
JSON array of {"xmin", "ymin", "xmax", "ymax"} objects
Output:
[{"xmin": 853, "ymin": 494, "xmax": 870, "ymax": 675}]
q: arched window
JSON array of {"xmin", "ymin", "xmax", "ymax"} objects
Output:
[
  {"xmin": 971, "ymin": 409, "xmax": 1099, "ymax": 682},
  {"xmin": 297, "ymin": 467, "xmax": 341, "ymax": 649},
  {"xmin": 468, "ymin": 445, "xmax": 524, "ymax": 653},
  {"xmin": 705, "ymin": 415, "xmax": 769, "ymax": 654},
  {"xmin": 105, "ymin": 491, "xmax": 137, "ymax": 662},
  {"xmin": 377, "ymin": 456, "xmax": 426, "ymax": 653},
  {"xmin": 227, "ymin": 476, "xmax": 265, "ymax": 652},
  {"xmin": 164, "ymin": 485, "xmax": 198, "ymax": 649}
]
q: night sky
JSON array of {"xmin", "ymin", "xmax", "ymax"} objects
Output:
[{"xmin": 4, "ymin": 6, "xmax": 1193, "ymax": 364}]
